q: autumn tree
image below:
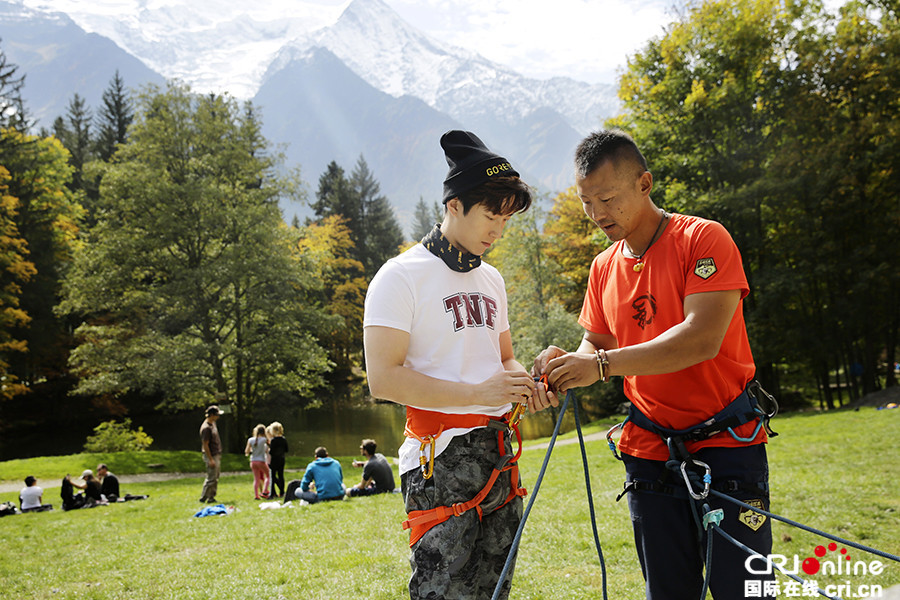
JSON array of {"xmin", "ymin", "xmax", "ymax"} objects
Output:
[
  {"xmin": 614, "ymin": 0, "xmax": 899, "ymax": 404},
  {"xmin": 750, "ymin": 0, "xmax": 900, "ymax": 402},
  {"xmin": 1, "ymin": 129, "xmax": 81, "ymax": 389},
  {"xmin": 543, "ymin": 186, "xmax": 608, "ymax": 312},
  {"xmin": 296, "ymin": 215, "xmax": 367, "ymax": 373},
  {"xmin": 0, "ymin": 165, "xmax": 36, "ymax": 400}
]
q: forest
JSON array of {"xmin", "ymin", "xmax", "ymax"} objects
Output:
[{"xmin": 0, "ymin": 0, "xmax": 897, "ymax": 445}]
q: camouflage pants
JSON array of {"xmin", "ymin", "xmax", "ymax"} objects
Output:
[{"xmin": 401, "ymin": 427, "xmax": 524, "ymax": 600}]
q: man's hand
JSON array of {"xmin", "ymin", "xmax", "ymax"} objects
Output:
[
  {"xmin": 545, "ymin": 351, "xmax": 600, "ymax": 393},
  {"xmin": 476, "ymin": 368, "xmax": 535, "ymax": 407},
  {"xmin": 532, "ymin": 345, "xmax": 567, "ymax": 376}
]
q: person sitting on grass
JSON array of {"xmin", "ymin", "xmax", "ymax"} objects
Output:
[
  {"xmin": 97, "ymin": 464, "xmax": 120, "ymax": 501},
  {"xmin": 63, "ymin": 470, "xmax": 107, "ymax": 509},
  {"xmin": 96, "ymin": 463, "xmax": 149, "ymax": 502},
  {"xmin": 284, "ymin": 446, "xmax": 345, "ymax": 505},
  {"xmin": 347, "ymin": 438, "xmax": 396, "ymax": 497},
  {"xmin": 19, "ymin": 476, "xmax": 53, "ymax": 512}
]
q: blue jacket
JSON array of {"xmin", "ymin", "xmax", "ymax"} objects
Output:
[{"xmin": 300, "ymin": 457, "xmax": 344, "ymax": 499}]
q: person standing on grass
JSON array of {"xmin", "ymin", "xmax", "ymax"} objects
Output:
[
  {"xmin": 364, "ymin": 130, "xmax": 535, "ymax": 600},
  {"xmin": 267, "ymin": 421, "xmax": 288, "ymax": 498},
  {"xmin": 199, "ymin": 405, "xmax": 223, "ymax": 503},
  {"xmin": 245, "ymin": 424, "xmax": 270, "ymax": 500},
  {"xmin": 346, "ymin": 438, "xmax": 395, "ymax": 497},
  {"xmin": 530, "ymin": 129, "xmax": 774, "ymax": 600}
]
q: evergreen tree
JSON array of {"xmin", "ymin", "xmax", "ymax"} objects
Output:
[
  {"xmin": 411, "ymin": 196, "xmax": 443, "ymax": 241},
  {"xmin": 52, "ymin": 93, "xmax": 94, "ymax": 193},
  {"xmin": 94, "ymin": 71, "xmax": 133, "ymax": 161},
  {"xmin": 313, "ymin": 157, "xmax": 403, "ymax": 280},
  {"xmin": 350, "ymin": 156, "xmax": 403, "ymax": 279},
  {"xmin": 313, "ymin": 161, "xmax": 359, "ymax": 232},
  {"xmin": 0, "ymin": 42, "xmax": 30, "ymax": 132}
]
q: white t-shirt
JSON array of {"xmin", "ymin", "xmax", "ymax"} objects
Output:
[
  {"xmin": 364, "ymin": 243, "xmax": 512, "ymax": 474},
  {"xmin": 20, "ymin": 485, "xmax": 43, "ymax": 510}
]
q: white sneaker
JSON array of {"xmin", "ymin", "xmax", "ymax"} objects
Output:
[{"xmin": 298, "ymin": 499, "xmax": 310, "ymax": 506}]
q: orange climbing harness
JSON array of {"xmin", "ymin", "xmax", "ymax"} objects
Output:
[{"xmin": 401, "ymin": 404, "xmax": 528, "ymax": 546}]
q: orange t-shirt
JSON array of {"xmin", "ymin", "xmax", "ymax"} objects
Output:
[{"xmin": 578, "ymin": 213, "xmax": 763, "ymax": 461}]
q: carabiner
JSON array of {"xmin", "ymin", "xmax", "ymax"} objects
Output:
[
  {"xmin": 418, "ymin": 435, "xmax": 437, "ymax": 480},
  {"xmin": 508, "ymin": 402, "xmax": 526, "ymax": 431},
  {"xmin": 680, "ymin": 458, "xmax": 712, "ymax": 500},
  {"xmin": 605, "ymin": 418, "xmax": 628, "ymax": 461}
]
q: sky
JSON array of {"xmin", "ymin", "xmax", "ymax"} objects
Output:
[{"xmin": 23, "ymin": 0, "xmax": 684, "ymax": 86}]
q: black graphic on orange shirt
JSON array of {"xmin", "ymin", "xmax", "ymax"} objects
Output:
[{"xmin": 632, "ymin": 294, "xmax": 657, "ymax": 330}]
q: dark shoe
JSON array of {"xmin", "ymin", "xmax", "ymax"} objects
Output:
[{"xmin": 206, "ymin": 498, "xmax": 218, "ymax": 504}]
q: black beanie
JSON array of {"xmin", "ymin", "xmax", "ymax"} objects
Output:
[{"xmin": 441, "ymin": 130, "xmax": 519, "ymax": 204}]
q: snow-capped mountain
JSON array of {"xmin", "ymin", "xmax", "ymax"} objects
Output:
[
  {"xmin": 18, "ymin": 0, "xmax": 347, "ymax": 100},
  {"xmin": 268, "ymin": 0, "xmax": 618, "ymax": 135},
  {"xmin": 3, "ymin": 0, "xmax": 621, "ymax": 231}
]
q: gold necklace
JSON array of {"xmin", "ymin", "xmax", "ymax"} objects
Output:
[{"xmin": 630, "ymin": 211, "xmax": 669, "ymax": 272}]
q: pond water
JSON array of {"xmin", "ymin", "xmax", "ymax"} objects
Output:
[
  {"xmin": 1, "ymin": 382, "xmax": 569, "ymax": 461},
  {"xmin": 141, "ymin": 391, "xmax": 567, "ymax": 460}
]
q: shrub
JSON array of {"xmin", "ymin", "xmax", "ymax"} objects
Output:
[{"xmin": 83, "ymin": 418, "xmax": 154, "ymax": 452}]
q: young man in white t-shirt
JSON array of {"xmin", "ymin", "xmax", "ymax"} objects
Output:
[{"xmin": 364, "ymin": 130, "xmax": 535, "ymax": 600}]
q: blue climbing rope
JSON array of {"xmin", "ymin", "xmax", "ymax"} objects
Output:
[
  {"xmin": 572, "ymin": 387, "xmax": 609, "ymax": 599},
  {"xmin": 708, "ymin": 490, "xmax": 900, "ymax": 564},
  {"xmin": 491, "ymin": 389, "xmax": 608, "ymax": 600}
]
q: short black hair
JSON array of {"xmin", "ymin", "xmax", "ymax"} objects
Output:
[
  {"xmin": 575, "ymin": 130, "xmax": 648, "ymax": 179},
  {"xmin": 453, "ymin": 176, "xmax": 532, "ymax": 216},
  {"xmin": 315, "ymin": 446, "xmax": 328, "ymax": 459},
  {"xmin": 25, "ymin": 475, "xmax": 36, "ymax": 486},
  {"xmin": 361, "ymin": 439, "xmax": 377, "ymax": 455}
]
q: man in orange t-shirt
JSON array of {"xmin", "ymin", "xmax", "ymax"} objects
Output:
[{"xmin": 530, "ymin": 130, "xmax": 773, "ymax": 600}]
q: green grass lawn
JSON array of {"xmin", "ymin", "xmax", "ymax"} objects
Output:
[{"xmin": 0, "ymin": 407, "xmax": 897, "ymax": 599}]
